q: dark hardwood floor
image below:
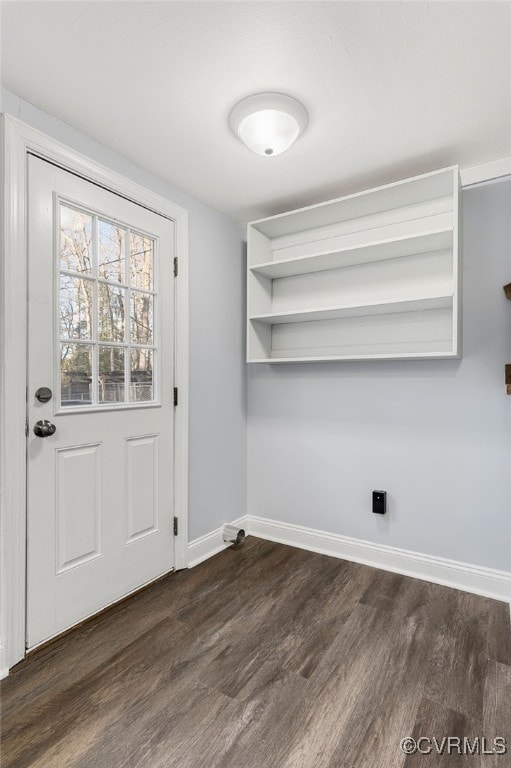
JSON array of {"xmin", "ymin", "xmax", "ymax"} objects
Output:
[{"xmin": 1, "ymin": 537, "xmax": 510, "ymax": 767}]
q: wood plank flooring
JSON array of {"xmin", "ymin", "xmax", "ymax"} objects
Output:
[{"xmin": 1, "ymin": 537, "xmax": 510, "ymax": 767}]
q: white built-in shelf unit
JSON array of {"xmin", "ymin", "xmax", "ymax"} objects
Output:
[{"xmin": 247, "ymin": 166, "xmax": 461, "ymax": 363}]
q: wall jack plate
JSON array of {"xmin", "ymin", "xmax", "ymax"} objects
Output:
[{"xmin": 372, "ymin": 490, "xmax": 387, "ymax": 515}]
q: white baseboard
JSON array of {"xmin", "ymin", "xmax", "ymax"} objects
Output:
[
  {"xmin": 246, "ymin": 515, "xmax": 511, "ymax": 604},
  {"xmin": 0, "ymin": 667, "xmax": 8, "ymax": 680},
  {"xmin": 190, "ymin": 514, "xmax": 510, "ymax": 603},
  {"xmin": 187, "ymin": 516, "xmax": 247, "ymax": 568}
]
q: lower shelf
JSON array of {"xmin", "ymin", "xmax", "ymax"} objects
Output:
[
  {"xmin": 247, "ymin": 305, "xmax": 458, "ymax": 362},
  {"xmin": 248, "ymin": 349, "xmax": 457, "ymax": 364}
]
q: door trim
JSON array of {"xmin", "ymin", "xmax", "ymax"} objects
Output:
[{"xmin": 0, "ymin": 114, "xmax": 189, "ymax": 672}]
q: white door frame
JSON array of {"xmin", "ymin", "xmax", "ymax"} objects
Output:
[{"xmin": 0, "ymin": 115, "xmax": 189, "ymax": 674}]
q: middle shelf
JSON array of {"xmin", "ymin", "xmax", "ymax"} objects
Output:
[
  {"xmin": 249, "ymin": 293, "xmax": 454, "ymax": 325},
  {"xmin": 249, "ymin": 227, "xmax": 453, "ymax": 279}
]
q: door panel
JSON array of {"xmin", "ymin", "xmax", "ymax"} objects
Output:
[
  {"xmin": 125, "ymin": 434, "xmax": 159, "ymax": 543},
  {"xmin": 56, "ymin": 443, "xmax": 102, "ymax": 572},
  {"xmin": 27, "ymin": 156, "xmax": 175, "ymax": 649}
]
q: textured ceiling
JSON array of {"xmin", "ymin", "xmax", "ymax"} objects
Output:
[{"xmin": 1, "ymin": 1, "xmax": 511, "ymax": 223}]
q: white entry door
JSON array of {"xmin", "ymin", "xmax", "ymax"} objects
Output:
[{"xmin": 26, "ymin": 155, "xmax": 175, "ymax": 650}]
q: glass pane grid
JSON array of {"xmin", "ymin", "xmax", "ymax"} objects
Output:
[
  {"xmin": 97, "ymin": 280, "xmax": 156, "ymax": 294},
  {"xmin": 60, "ymin": 343, "xmax": 93, "ymax": 406},
  {"xmin": 58, "ymin": 203, "xmax": 156, "ymax": 409},
  {"xmin": 59, "ymin": 275, "xmax": 93, "ymax": 340},
  {"xmin": 130, "ymin": 231, "xmax": 154, "ymax": 291},
  {"xmin": 99, "ymin": 346, "xmax": 125, "ymax": 404},
  {"xmin": 60, "ymin": 269, "xmax": 96, "ymax": 280},
  {"xmin": 130, "ymin": 348, "xmax": 153, "ymax": 403},
  {"xmin": 97, "ymin": 280, "xmax": 156, "ymax": 296},
  {"xmin": 60, "ymin": 205, "xmax": 93, "ymax": 274},
  {"xmin": 98, "ymin": 283, "xmax": 126, "ymax": 343},
  {"xmin": 127, "ymin": 344, "xmax": 157, "ymax": 350},
  {"xmin": 98, "ymin": 218, "xmax": 126, "ymax": 284}
]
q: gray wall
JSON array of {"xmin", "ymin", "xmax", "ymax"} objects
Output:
[
  {"xmin": 3, "ymin": 86, "xmax": 509, "ymax": 571},
  {"xmin": 1, "ymin": 87, "xmax": 247, "ymax": 541},
  {"xmin": 248, "ymin": 179, "xmax": 511, "ymax": 572}
]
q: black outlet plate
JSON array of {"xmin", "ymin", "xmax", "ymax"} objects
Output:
[{"xmin": 372, "ymin": 490, "xmax": 387, "ymax": 515}]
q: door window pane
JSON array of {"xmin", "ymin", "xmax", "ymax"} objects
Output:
[
  {"xmin": 58, "ymin": 204, "xmax": 158, "ymax": 408},
  {"xmin": 60, "ymin": 343, "xmax": 92, "ymax": 407},
  {"xmin": 130, "ymin": 291, "xmax": 153, "ymax": 345},
  {"xmin": 130, "ymin": 232, "xmax": 153, "ymax": 290},
  {"xmin": 99, "ymin": 346, "xmax": 125, "ymax": 404},
  {"xmin": 60, "ymin": 275, "xmax": 93, "ymax": 340},
  {"xmin": 130, "ymin": 349, "xmax": 153, "ymax": 402},
  {"xmin": 98, "ymin": 284, "xmax": 126, "ymax": 342},
  {"xmin": 98, "ymin": 219, "xmax": 126, "ymax": 283},
  {"xmin": 60, "ymin": 205, "xmax": 93, "ymax": 274}
]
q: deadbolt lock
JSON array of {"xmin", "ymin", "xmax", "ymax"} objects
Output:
[{"xmin": 35, "ymin": 387, "xmax": 52, "ymax": 403}]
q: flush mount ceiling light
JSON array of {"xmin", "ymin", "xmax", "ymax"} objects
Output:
[{"xmin": 229, "ymin": 92, "xmax": 308, "ymax": 157}]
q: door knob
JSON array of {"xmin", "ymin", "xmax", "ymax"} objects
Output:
[{"xmin": 33, "ymin": 419, "xmax": 56, "ymax": 438}]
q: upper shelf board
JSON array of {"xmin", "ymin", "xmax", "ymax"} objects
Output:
[{"xmin": 249, "ymin": 166, "xmax": 458, "ymax": 240}]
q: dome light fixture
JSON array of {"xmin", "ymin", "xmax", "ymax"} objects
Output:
[{"xmin": 229, "ymin": 92, "xmax": 308, "ymax": 157}]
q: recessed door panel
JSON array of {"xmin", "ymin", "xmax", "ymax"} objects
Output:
[
  {"xmin": 126, "ymin": 435, "xmax": 159, "ymax": 543},
  {"xmin": 56, "ymin": 444, "xmax": 102, "ymax": 573}
]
